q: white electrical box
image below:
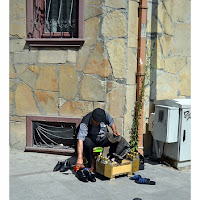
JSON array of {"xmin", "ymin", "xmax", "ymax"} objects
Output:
[
  {"xmin": 154, "ymin": 105, "xmax": 179, "ymax": 143},
  {"xmin": 153, "ymin": 99, "xmax": 191, "ymax": 168}
]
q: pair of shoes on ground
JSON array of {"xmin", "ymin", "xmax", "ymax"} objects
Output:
[
  {"xmin": 53, "ymin": 160, "xmax": 71, "ymax": 172},
  {"xmin": 76, "ymin": 168, "xmax": 96, "ymax": 182},
  {"xmin": 130, "ymin": 175, "xmax": 156, "ymax": 185}
]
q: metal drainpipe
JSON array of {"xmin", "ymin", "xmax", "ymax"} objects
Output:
[{"xmin": 136, "ymin": 0, "xmax": 148, "ymax": 155}]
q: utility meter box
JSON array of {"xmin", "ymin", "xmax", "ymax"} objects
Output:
[{"xmin": 154, "ymin": 105, "xmax": 179, "ymax": 143}]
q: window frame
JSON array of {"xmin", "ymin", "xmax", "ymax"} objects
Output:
[{"xmin": 26, "ymin": 0, "xmax": 84, "ymax": 47}]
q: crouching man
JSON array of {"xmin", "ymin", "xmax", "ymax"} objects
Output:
[{"xmin": 76, "ymin": 108, "xmax": 120, "ymax": 172}]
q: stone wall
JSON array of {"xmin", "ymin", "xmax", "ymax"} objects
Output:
[
  {"xmin": 143, "ymin": 0, "xmax": 191, "ymax": 154},
  {"xmin": 9, "ymin": 0, "xmax": 139, "ymax": 149}
]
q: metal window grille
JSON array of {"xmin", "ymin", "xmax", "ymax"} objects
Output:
[{"xmin": 31, "ymin": 0, "xmax": 78, "ymax": 38}]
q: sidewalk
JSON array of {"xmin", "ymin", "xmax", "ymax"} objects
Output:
[{"xmin": 10, "ymin": 149, "xmax": 191, "ymax": 200}]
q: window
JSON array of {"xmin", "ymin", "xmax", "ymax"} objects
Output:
[{"xmin": 26, "ymin": 0, "xmax": 84, "ymax": 47}]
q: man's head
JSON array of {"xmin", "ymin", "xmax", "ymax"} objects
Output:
[{"xmin": 91, "ymin": 108, "xmax": 106, "ymax": 126}]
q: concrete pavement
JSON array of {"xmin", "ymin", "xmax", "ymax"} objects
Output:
[{"xmin": 9, "ymin": 149, "xmax": 191, "ymax": 200}]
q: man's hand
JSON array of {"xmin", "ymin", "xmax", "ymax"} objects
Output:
[{"xmin": 113, "ymin": 131, "xmax": 120, "ymax": 136}]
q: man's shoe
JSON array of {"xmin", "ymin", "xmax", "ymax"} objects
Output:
[
  {"xmin": 60, "ymin": 160, "xmax": 71, "ymax": 172},
  {"xmin": 135, "ymin": 178, "xmax": 156, "ymax": 185},
  {"xmin": 83, "ymin": 168, "xmax": 96, "ymax": 182},
  {"xmin": 53, "ymin": 161, "xmax": 63, "ymax": 172},
  {"xmin": 76, "ymin": 169, "xmax": 88, "ymax": 182}
]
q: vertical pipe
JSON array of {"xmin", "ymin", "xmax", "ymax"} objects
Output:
[{"xmin": 136, "ymin": 0, "xmax": 148, "ymax": 155}]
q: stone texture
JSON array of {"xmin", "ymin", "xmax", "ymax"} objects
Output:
[
  {"xmin": 10, "ymin": 18, "xmax": 26, "ymax": 38},
  {"xmin": 10, "ymin": 0, "xmax": 26, "ymax": 19},
  {"xmin": 94, "ymin": 102, "xmax": 105, "ymax": 110},
  {"xmin": 102, "ymin": 10, "xmax": 126, "ymax": 37},
  {"xmin": 105, "ymin": 0, "xmax": 127, "ymax": 8},
  {"xmin": 164, "ymin": 0, "xmax": 191, "ymax": 23},
  {"xmin": 28, "ymin": 65, "xmax": 40, "ymax": 74},
  {"xmin": 10, "ymin": 91, "xmax": 15, "ymax": 115},
  {"xmin": 127, "ymin": 48, "xmax": 137, "ymax": 85},
  {"xmin": 84, "ymin": 43, "xmax": 112, "ymax": 77},
  {"xmin": 179, "ymin": 63, "xmax": 191, "ymax": 96},
  {"xmin": 112, "ymin": 118, "xmax": 123, "ymax": 136},
  {"xmin": 15, "ymin": 83, "xmax": 40, "ymax": 116},
  {"xmin": 106, "ymin": 39, "xmax": 126, "ymax": 79},
  {"xmin": 9, "ymin": 39, "xmax": 26, "ymax": 52},
  {"xmin": 84, "ymin": 17, "xmax": 99, "ymax": 46},
  {"xmin": 14, "ymin": 51, "xmax": 37, "ymax": 64},
  {"xmin": 19, "ymin": 69, "xmax": 38, "ymax": 89},
  {"xmin": 59, "ymin": 65, "xmax": 79, "ymax": 100},
  {"xmin": 146, "ymin": 16, "xmax": 162, "ymax": 34},
  {"xmin": 59, "ymin": 101, "xmax": 93, "ymax": 117},
  {"xmin": 35, "ymin": 66, "xmax": 58, "ymax": 91},
  {"xmin": 157, "ymin": 3, "xmax": 174, "ymax": 35},
  {"xmin": 160, "ymin": 35, "xmax": 173, "ymax": 58},
  {"xmin": 128, "ymin": 1, "xmax": 138, "ymax": 48},
  {"xmin": 14, "ymin": 64, "xmax": 28, "ymax": 77},
  {"xmin": 106, "ymin": 83, "xmax": 125, "ymax": 118},
  {"xmin": 165, "ymin": 57, "xmax": 185, "ymax": 74},
  {"xmin": 156, "ymin": 71, "xmax": 178, "ymax": 100},
  {"xmin": 124, "ymin": 85, "xmax": 136, "ymax": 137},
  {"xmin": 171, "ymin": 24, "xmax": 191, "ymax": 57},
  {"xmin": 58, "ymin": 98, "xmax": 67, "ymax": 108},
  {"xmin": 80, "ymin": 75, "xmax": 106, "ymax": 101},
  {"xmin": 10, "ymin": 65, "xmax": 16, "ymax": 79},
  {"xmin": 76, "ymin": 45, "xmax": 91, "ymax": 71},
  {"xmin": 10, "ymin": 122, "xmax": 26, "ymax": 149},
  {"xmin": 35, "ymin": 90, "xmax": 58, "ymax": 115},
  {"xmin": 38, "ymin": 51, "xmax": 67, "ymax": 64},
  {"xmin": 67, "ymin": 50, "xmax": 77, "ymax": 63},
  {"xmin": 151, "ymin": 38, "xmax": 164, "ymax": 69},
  {"xmin": 84, "ymin": 0, "xmax": 103, "ymax": 20}
]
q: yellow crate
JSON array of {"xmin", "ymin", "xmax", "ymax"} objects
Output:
[
  {"xmin": 96, "ymin": 159, "xmax": 132, "ymax": 179},
  {"xmin": 131, "ymin": 158, "xmax": 140, "ymax": 173}
]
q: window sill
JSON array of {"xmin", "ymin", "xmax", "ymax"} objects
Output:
[{"xmin": 26, "ymin": 38, "xmax": 84, "ymax": 47}]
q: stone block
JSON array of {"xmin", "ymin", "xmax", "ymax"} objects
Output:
[
  {"xmin": 178, "ymin": 64, "xmax": 191, "ymax": 96},
  {"xmin": 76, "ymin": 45, "xmax": 91, "ymax": 71},
  {"xmin": 35, "ymin": 66, "xmax": 58, "ymax": 91},
  {"xmin": 84, "ymin": 0, "xmax": 103, "ymax": 20},
  {"xmin": 127, "ymin": 48, "xmax": 137, "ymax": 85},
  {"xmin": 14, "ymin": 64, "xmax": 28, "ymax": 77},
  {"xmin": 94, "ymin": 102, "xmax": 105, "ymax": 110},
  {"xmin": 14, "ymin": 51, "xmax": 37, "ymax": 64},
  {"xmin": 146, "ymin": 16, "xmax": 162, "ymax": 34},
  {"xmin": 156, "ymin": 71, "xmax": 178, "ymax": 100},
  {"xmin": 171, "ymin": 24, "xmax": 191, "ymax": 57},
  {"xmin": 164, "ymin": 0, "xmax": 191, "ymax": 23},
  {"xmin": 128, "ymin": 1, "xmax": 138, "ymax": 48},
  {"xmin": 113, "ymin": 118, "xmax": 123, "ymax": 136},
  {"xmin": 28, "ymin": 65, "xmax": 40, "ymax": 74},
  {"xmin": 80, "ymin": 75, "xmax": 106, "ymax": 101},
  {"xmin": 67, "ymin": 50, "xmax": 77, "ymax": 63},
  {"xmin": 157, "ymin": 2, "xmax": 174, "ymax": 35},
  {"xmin": 124, "ymin": 85, "xmax": 136, "ymax": 136},
  {"xmin": 105, "ymin": 0, "xmax": 127, "ymax": 8},
  {"xmin": 9, "ymin": 39, "xmax": 26, "ymax": 53},
  {"xmin": 58, "ymin": 98, "xmax": 67, "ymax": 108},
  {"xmin": 165, "ymin": 57, "xmax": 185, "ymax": 74},
  {"xmin": 160, "ymin": 35, "xmax": 173, "ymax": 58},
  {"xmin": 38, "ymin": 50, "xmax": 67, "ymax": 64},
  {"xmin": 106, "ymin": 84, "xmax": 125, "ymax": 118},
  {"xmin": 19, "ymin": 69, "xmax": 38, "ymax": 89},
  {"xmin": 10, "ymin": 19, "xmax": 26, "ymax": 38},
  {"xmin": 10, "ymin": 121, "xmax": 26, "ymax": 149},
  {"xmin": 59, "ymin": 101, "xmax": 93, "ymax": 117},
  {"xmin": 84, "ymin": 43, "xmax": 112, "ymax": 77},
  {"xmin": 59, "ymin": 65, "xmax": 79, "ymax": 100},
  {"xmin": 10, "ymin": 0, "xmax": 26, "ymax": 19},
  {"xmin": 35, "ymin": 90, "xmax": 58, "ymax": 115},
  {"xmin": 106, "ymin": 39, "xmax": 126, "ymax": 79},
  {"xmin": 84, "ymin": 17, "xmax": 99, "ymax": 46},
  {"xmin": 102, "ymin": 10, "xmax": 126, "ymax": 37},
  {"xmin": 15, "ymin": 83, "xmax": 40, "ymax": 116},
  {"xmin": 10, "ymin": 65, "xmax": 16, "ymax": 79}
]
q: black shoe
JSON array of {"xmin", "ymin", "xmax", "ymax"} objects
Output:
[
  {"xmin": 60, "ymin": 160, "xmax": 71, "ymax": 172},
  {"xmin": 76, "ymin": 169, "xmax": 88, "ymax": 182},
  {"xmin": 53, "ymin": 161, "xmax": 64, "ymax": 172},
  {"xmin": 83, "ymin": 168, "xmax": 96, "ymax": 182}
]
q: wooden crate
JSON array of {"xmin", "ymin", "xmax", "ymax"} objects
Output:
[
  {"xmin": 96, "ymin": 159, "xmax": 132, "ymax": 179},
  {"xmin": 131, "ymin": 158, "xmax": 140, "ymax": 173}
]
